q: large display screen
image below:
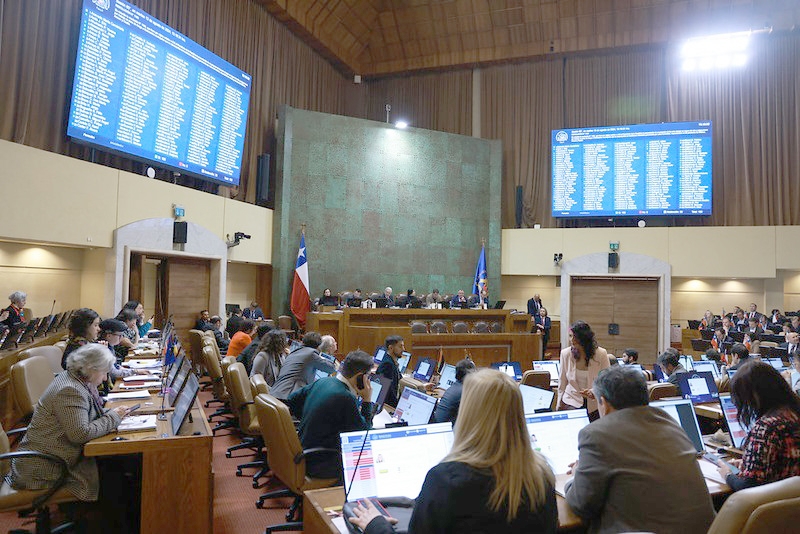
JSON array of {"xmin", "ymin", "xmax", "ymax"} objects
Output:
[
  {"xmin": 552, "ymin": 121, "xmax": 712, "ymax": 218},
  {"xmin": 68, "ymin": 0, "xmax": 252, "ymax": 186}
]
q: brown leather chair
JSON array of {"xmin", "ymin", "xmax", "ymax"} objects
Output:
[
  {"xmin": 254, "ymin": 394, "xmax": 339, "ymax": 531},
  {"xmin": 430, "ymin": 321, "xmax": 448, "ymax": 334},
  {"xmin": 17, "ymin": 346, "xmax": 63, "ymax": 375},
  {"xmin": 707, "ymin": 476, "xmax": 800, "ymax": 534},
  {"xmin": 201, "ymin": 345, "xmax": 234, "ymax": 434},
  {"xmin": 11, "ymin": 357, "xmax": 55, "ymax": 423},
  {"xmin": 715, "ymin": 373, "xmax": 731, "ymax": 393},
  {"xmin": 187, "ymin": 329, "xmax": 206, "ymax": 374},
  {"xmin": 452, "ymin": 321, "xmax": 469, "ymax": 333},
  {"xmin": 278, "ymin": 315, "xmax": 295, "ymax": 339},
  {"xmin": 226, "ymin": 362, "xmax": 269, "ymax": 486},
  {"xmin": 410, "ymin": 322, "xmax": 428, "ymax": 333},
  {"xmin": 250, "ymin": 374, "xmax": 269, "ymax": 397},
  {"xmin": 648, "ymin": 382, "xmax": 679, "ymax": 401},
  {"xmin": 0, "ymin": 422, "xmax": 79, "ymax": 533},
  {"xmin": 473, "ymin": 321, "xmax": 490, "ymax": 333},
  {"xmin": 489, "ymin": 321, "xmax": 504, "ymax": 333},
  {"xmin": 521, "ymin": 370, "xmax": 551, "ymax": 389}
]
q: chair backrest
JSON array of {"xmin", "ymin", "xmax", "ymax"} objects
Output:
[
  {"xmin": 452, "ymin": 321, "xmax": 469, "ymax": 333},
  {"xmin": 201, "ymin": 334, "xmax": 221, "ymax": 362},
  {"xmin": 227, "ymin": 362, "xmax": 258, "ymax": 434},
  {"xmin": 369, "ymin": 292, "xmax": 381, "ymax": 301},
  {"xmin": 18, "ymin": 345, "xmax": 63, "ymax": 375},
  {"xmin": 262, "ymin": 319, "xmax": 276, "ymax": 330},
  {"xmin": 220, "ymin": 356, "xmax": 236, "ymax": 397},
  {"xmin": 707, "ymin": 476, "xmax": 800, "ymax": 534},
  {"xmin": 0, "ymin": 422, "xmax": 11, "ymax": 475},
  {"xmin": 53, "ymin": 340, "xmax": 67, "ymax": 353},
  {"xmin": 490, "ymin": 321, "xmax": 504, "ymax": 333},
  {"xmin": 11, "ymin": 356, "xmax": 55, "ymax": 419},
  {"xmin": 187, "ymin": 329, "xmax": 205, "ymax": 371},
  {"xmin": 473, "ymin": 321, "xmax": 490, "ymax": 333},
  {"xmin": 410, "ymin": 322, "xmax": 428, "ymax": 333},
  {"xmin": 648, "ymin": 382, "xmax": 679, "ymax": 401},
  {"xmin": 254, "ymin": 393, "xmax": 306, "ymax": 493},
  {"xmin": 521, "ymin": 370, "xmax": 551, "ymax": 389},
  {"xmin": 277, "ymin": 316, "xmax": 293, "ymax": 330},
  {"xmin": 715, "ymin": 374, "xmax": 730, "ymax": 393},
  {"xmin": 202, "ymin": 345, "xmax": 227, "ymax": 400},
  {"xmin": 250, "ymin": 374, "xmax": 269, "ymax": 397},
  {"xmin": 430, "ymin": 321, "xmax": 448, "ymax": 334}
]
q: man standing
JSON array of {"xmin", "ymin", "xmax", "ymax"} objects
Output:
[
  {"xmin": 376, "ymin": 335, "xmax": 404, "ymax": 407},
  {"xmin": 270, "ymin": 332, "xmax": 336, "ymax": 400},
  {"xmin": 286, "ymin": 350, "xmax": 376, "ymax": 481},
  {"xmin": 432, "ymin": 359, "xmax": 476, "ymax": 424},
  {"xmin": 527, "ymin": 294, "xmax": 542, "ymax": 317},
  {"xmin": 565, "ymin": 366, "xmax": 715, "ymax": 534}
]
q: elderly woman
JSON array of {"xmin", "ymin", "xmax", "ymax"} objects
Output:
[
  {"xmin": 9, "ymin": 343, "xmax": 130, "ymax": 501},
  {"xmin": 2, "ymin": 290, "xmax": 27, "ymax": 327}
]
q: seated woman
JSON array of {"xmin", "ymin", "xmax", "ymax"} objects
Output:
[
  {"xmin": 2, "ymin": 290, "xmax": 27, "ymax": 327},
  {"xmin": 121, "ymin": 300, "xmax": 154, "ymax": 338},
  {"xmin": 9, "ymin": 343, "xmax": 131, "ymax": 501},
  {"xmin": 114, "ymin": 308, "xmax": 140, "ymax": 356},
  {"xmin": 62, "ymin": 308, "xmax": 102, "ymax": 369},
  {"xmin": 700, "ymin": 309, "xmax": 715, "ymax": 329},
  {"xmin": 557, "ymin": 321, "xmax": 610, "ymax": 421},
  {"xmin": 718, "ymin": 361, "xmax": 800, "ymax": 490},
  {"xmin": 348, "ymin": 369, "xmax": 558, "ymax": 533},
  {"xmin": 227, "ymin": 319, "xmax": 256, "ymax": 358},
  {"xmin": 251, "ymin": 329, "xmax": 289, "ymax": 385},
  {"xmin": 319, "ymin": 288, "xmax": 338, "ymax": 307}
]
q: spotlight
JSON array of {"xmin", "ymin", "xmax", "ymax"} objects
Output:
[{"xmin": 395, "ymin": 121, "xmax": 408, "ymax": 129}]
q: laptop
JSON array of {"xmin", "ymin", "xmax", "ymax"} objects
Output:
[
  {"xmin": 491, "ymin": 361, "xmax": 523, "ymax": 381},
  {"xmin": 650, "ymin": 398, "xmax": 705, "ymax": 453},
  {"xmin": 369, "ymin": 374, "xmax": 392, "ymax": 413},
  {"xmin": 520, "ymin": 384, "xmax": 555, "ymax": 414},
  {"xmin": 691, "ymin": 360, "xmax": 720, "ymax": 379},
  {"xmin": 675, "ymin": 371, "xmax": 719, "ymax": 404},
  {"xmin": 437, "ymin": 363, "xmax": 457, "ymax": 390},
  {"xmin": 688, "ymin": 320, "xmax": 702, "ymax": 330},
  {"xmin": 166, "ymin": 353, "xmax": 187, "ymax": 388},
  {"xmin": 373, "ymin": 346, "xmax": 387, "ymax": 364},
  {"xmin": 340, "ymin": 423, "xmax": 454, "ymax": 503},
  {"xmin": 313, "ymin": 368, "xmax": 331, "ymax": 382},
  {"xmin": 533, "ymin": 360, "xmax": 560, "ymax": 382},
  {"xmin": 679, "ymin": 354, "xmax": 695, "ymax": 371},
  {"xmin": 412, "ymin": 358, "xmax": 436, "ymax": 382},
  {"xmin": 168, "ymin": 361, "xmax": 193, "ymax": 407},
  {"xmin": 397, "ymin": 352, "xmax": 411, "ymax": 374},
  {"xmin": 525, "ymin": 409, "xmax": 590, "ymax": 475},
  {"xmin": 719, "ymin": 393, "xmax": 750, "ymax": 450},
  {"xmin": 763, "ymin": 357, "xmax": 787, "ymax": 371},
  {"xmin": 493, "ymin": 300, "xmax": 506, "ymax": 309},
  {"xmin": 392, "ymin": 388, "xmax": 438, "ymax": 426},
  {"xmin": 319, "ymin": 351, "xmax": 337, "ymax": 365}
]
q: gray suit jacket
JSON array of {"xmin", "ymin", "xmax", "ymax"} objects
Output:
[
  {"xmin": 269, "ymin": 346, "xmax": 335, "ymax": 400},
  {"xmin": 565, "ymin": 406, "xmax": 715, "ymax": 534},
  {"xmin": 9, "ymin": 371, "xmax": 122, "ymax": 501}
]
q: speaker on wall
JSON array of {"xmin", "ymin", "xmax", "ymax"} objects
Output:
[
  {"xmin": 608, "ymin": 252, "xmax": 619, "ymax": 268},
  {"xmin": 256, "ymin": 153, "xmax": 273, "ymax": 208},
  {"xmin": 173, "ymin": 221, "xmax": 188, "ymax": 244}
]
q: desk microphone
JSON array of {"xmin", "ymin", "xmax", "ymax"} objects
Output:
[{"xmin": 49, "ymin": 299, "xmax": 56, "ymax": 315}]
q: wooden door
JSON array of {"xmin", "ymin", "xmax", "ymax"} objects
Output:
[
  {"xmin": 570, "ymin": 277, "xmax": 659, "ymax": 365},
  {"xmin": 166, "ymin": 257, "xmax": 210, "ymax": 343}
]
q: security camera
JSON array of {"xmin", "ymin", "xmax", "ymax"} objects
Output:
[
  {"xmin": 226, "ymin": 232, "xmax": 252, "ymax": 248},
  {"xmin": 234, "ymin": 232, "xmax": 251, "ymax": 240}
]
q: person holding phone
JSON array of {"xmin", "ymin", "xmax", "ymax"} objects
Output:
[{"xmin": 286, "ymin": 350, "xmax": 376, "ymax": 482}]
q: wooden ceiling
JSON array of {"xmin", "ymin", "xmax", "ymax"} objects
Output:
[{"xmin": 255, "ymin": 0, "xmax": 799, "ymax": 77}]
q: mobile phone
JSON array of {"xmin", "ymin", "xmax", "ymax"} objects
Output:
[
  {"xmin": 127, "ymin": 403, "xmax": 141, "ymax": 414},
  {"xmin": 703, "ymin": 452, "xmax": 740, "ymax": 476},
  {"xmin": 356, "ymin": 374, "xmax": 365, "ymax": 390}
]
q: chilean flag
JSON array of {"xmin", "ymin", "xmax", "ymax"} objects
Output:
[{"xmin": 290, "ymin": 232, "xmax": 310, "ymax": 328}]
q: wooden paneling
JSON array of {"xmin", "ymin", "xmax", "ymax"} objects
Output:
[
  {"xmin": 166, "ymin": 258, "xmax": 210, "ymax": 343},
  {"xmin": 255, "ymin": 264, "xmax": 273, "ymax": 319}
]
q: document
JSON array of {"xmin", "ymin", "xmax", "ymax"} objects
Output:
[
  {"xmin": 106, "ymin": 390, "xmax": 152, "ymax": 400},
  {"xmin": 117, "ymin": 414, "xmax": 158, "ymax": 432}
]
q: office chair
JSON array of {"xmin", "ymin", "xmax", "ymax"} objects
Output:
[
  {"xmin": 11, "ymin": 357, "xmax": 56, "ymax": 424},
  {"xmin": 0, "ymin": 423, "xmax": 80, "ymax": 534},
  {"xmin": 250, "ymin": 374, "xmax": 270, "ymax": 396},
  {"xmin": 430, "ymin": 321, "xmax": 448, "ymax": 334},
  {"xmin": 489, "ymin": 321, "xmax": 504, "ymax": 333},
  {"xmin": 452, "ymin": 321, "xmax": 469, "ymax": 333},
  {"xmin": 715, "ymin": 374, "xmax": 731, "ymax": 393},
  {"xmin": 648, "ymin": 382, "xmax": 679, "ymax": 401},
  {"xmin": 521, "ymin": 370, "xmax": 551, "ymax": 389},
  {"xmin": 368, "ymin": 292, "xmax": 381, "ymax": 301},
  {"xmin": 410, "ymin": 322, "xmax": 428, "ymax": 334},
  {"xmin": 52, "ymin": 341, "xmax": 67, "ymax": 354},
  {"xmin": 707, "ymin": 476, "xmax": 800, "ymax": 534},
  {"xmin": 200, "ymin": 345, "xmax": 235, "ymax": 434},
  {"xmin": 17, "ymin": 346, "xmax": 63, "ymax": 375},
  {"xmin": 473, "ymin": 321, "xmax": 490, "ymax": 333},
  {"xmin": 253, "ymin": 394, "xmax": 339, "ymax": 532},
  {"xmin": 226, "ymin": 363, "xmax": 269, "ymax": 486}
]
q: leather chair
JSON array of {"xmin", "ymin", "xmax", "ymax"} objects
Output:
[
  {"xmin": 17, "ymin": 346, "xmax": 63, "ymax": 375},
  {"xmin": 254, "ymin": 394, "xmax": 339, "ymax": 531},
  {"xmin": 490, "ymin": 321, "xmax": 504, "ymax": 333},
  {"xmin": 716, "ymin": 373, "xmax": 731, "ymax": 393},
  {"xmin": 261, "ymin": 319, "xmax": 276, "ymax": 330},
  {"xmin": 473, "ymin": 321, "xmax": 490, "ymax": 333},
  {"xmin": 0, "ymin": 423, "xmax": 79, "ymax": 533},
  {"xmin": 201, "ymin": 345, "xmax": 234, "ymax": 434},
  {"xmin": 368, "ymin": 292, "xmax": 381, "ymax": 301},
  {"xmin": 707, "ymin": 476, "xmax": 800, "ymax": 534},
  {"xmin": 521, "ymin": 370, "xmax": 551, "ymax": 389},
  {"xmin": 226, "ymin": 363, "xmax": 269, "ymax": 486},
  {"xmin": 648, "ymin": 382, "xmax": 679, "ymax": 401},
  {"xmin": 430, "ymin": 321, "xmax": 448, "ymax": 334},
  {"xmin": 187, "ymin": 329, "xmax": 206, "ymax": 375},
  {"xmin": 52, "ymin": 341, "xmax": 67, "ymax": 354},
  {"xmin": 11, "ymin": 357, "xmax": 55, "ymax": 423},
  {"xmin": 452, "ymin": 321, "xmax": 469, "ymax": 333},
  {"xmin": 395, "ymin": 295, "xmax": 408, "ymax": 307},
  {"xmin": 467, "ymin": 294, "xmax": 479, "ymax": 307},
  {"xmin": 250, "ymin": 374, "xmax": 269, "ymax": 397},
  {"xmin": 277, "ymin": 316, "xmax": 294, "ymax": 338},
  {"xmin": 410, "ymin": 322, "xmax": 428, "ymax": 334}
]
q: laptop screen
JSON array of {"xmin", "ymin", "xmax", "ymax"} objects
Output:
[
  {"xmin": 340, "ymin": 422, "xmax": 454, "ymax": 501},
  {"xmin": 652, "ymin": 364, "xmax": 666, "ymax": 382},
  {"xmin": 369, "ymin": 374, "xmax": 392, "ymax": 411},
  {"xmin": 524, "ymin": 409, "xmax": 590, "ymax": 475},
  {"xmin": 412, "ymin": 358, "xmax": 435, "ymax": 382},
  {"xmin": 393, "ymin": 388, "xmax": 438, "ymax": 426},
  {"xmin": 650, "ymin": 398, "xmax": 704, "ymax": 452},
  {"xmin": 520, "ymin": 384, "xmax": 555, "ymax": 414},
  {"xmin": 764, "ymin": 357, "xmax": 787, "ymax": 371},
  {"xmin": 437, "ymin": 364, "xmax": 457, "ymax": 390},
  {"xmin": 313, "ymin": 369, "xmax": 330, "ymax": 382},
  {"xmin": 373, "ymin": 346, "xmax": 387, "ymax": 364},
  {"xmin": 320, "ymin": 351, "xmax": 337, "ymax": 364},
  {"xmin": 679, "ymin": 354, "xmax": 695, "ymax": 371},
  {"xmin": 719, "ymin": 393, "xmax": 750, "ymax": 449},
  {"xmin": 676, "ymin": 371, "xmax": 719, "ymax": 404},
  {"xmin": 533, "ymin": 360, "xmax": 560, "ymax": 381},
  {"xmin": 691, "ymin": 360, "xmax": 720, "ymax": 379},
  {"xmin": 727, "ymin": 369, "xmax": 737, "ymax": 380},
  {"xmin": 398, "ymin": 352, "xmax": 411, "ymax": 374},
  {"xmin": 491, "ymin": 361, "xmax": 523, "ymax": 381},
  {"xmin": 171, "ymin": 373, "xmax": 200, "ymax": 435}
]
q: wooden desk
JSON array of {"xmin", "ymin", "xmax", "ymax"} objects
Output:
[
  {"xmin": 104, "ymin": 392, "xmax": 174, "ymax": 415},
  {"xmin": 695, "ymin": 402, "xmax": 723, "ymax": 420},
  {"xmin": 84, "ymin": 401, "xmax": 213, "ymax": 534}
]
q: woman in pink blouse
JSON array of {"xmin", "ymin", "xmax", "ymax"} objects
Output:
[{"xmin": 557, "ymin": 321, "xmax": 610, "ymax": 421}]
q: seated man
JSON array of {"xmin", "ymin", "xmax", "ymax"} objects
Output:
[
  {"xmin": 286, "ymin": 350, "xmax": 375, "ymax": 481},
  {"xmin": 432, "ymin": 358, "xmax": 476, "ymax": 424},
  {"xmin": 425, "ymin": 288, "xmax": 443, "ymax": 306},
  {"xmin": 727, "ymin": 342, "xmax": 752, "ymax": 371},
  {"xmin": 270, "ymin": 332, "xmax": 337, "ymax": 400},
  {"xmin": 242, "ymin": 301, "xmax": 265, "ymax": 320},
  {"xmin": 318, "ymin": 334, "xmax": 338, "ymax": 357},
  {"xmin": 382, "ymin": 287, "xmax": 394, "ymax": 307},
  {"xmin": 209, "ymin": 315, "xmax": 229, "ymax": 354},
  {"xmin": 621, "ymin": 348, "xmax": 638, "ymax": 365},
  {"xmin": 376, "ymin": 335, "xmax": 404, "ymax": 407},
  {"xmin": 194, "ymin": 309, "xmax": 212, "ymax": 331},
  {"xmin": 450, "ymin": 289, "xmax": 468, "ymax": 308},
  {"xmin": 656, "ymin": 349, "xmax": 687, "ymax": 386},
  {"xmin": 565, "ymin": 366, "xmax": 715, "ymax": 533},
  {"xmin": 779, "ymin": 331, "xmax": 799, "ymax": 356},
  {"xmin": 346, "ymin": 288, "xmax": 363, "ymax": 307},
  {"xmin": 225, "ymin": 308, "xmax": 243, "ymax": 339}
]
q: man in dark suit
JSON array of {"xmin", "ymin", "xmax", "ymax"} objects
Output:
[
  {"xmin": 527, "ymin": 294, "xmax": 542, "ymax": 316},
  {"xmin": 286, "ymin": 350, "xmax": 376, "ymax": 481},
  {"xmin": 565, "ymin": 366, "xmax": 715, "ymax": 533},
  {"xmin": 382, "ymin": 287, "xmax": 395, "ymax": 307},
  {"xmin": 194, "ymin": 309, "xmax": 212, "ymax": 331},
  {"xmin": 780, "ymin": 331, "xmax": 799, "ymax": 357},
  {"xmin": 450, "ymin": 289, "xmax": 468, "ymax": 308},
  {"xmin": 432, "ymin": 359, "xmax": 476, "ymax": 424},
  {"xmin": 270, "ymin": 331, "xmax": 336, "ymax": 400},
  {"xmin": 376, "ymin": 335, "xmax": 404, "ymax": 407},
  {"xmin": 747, "ymin": 302, "xmax": 764, "ymax": 323}
]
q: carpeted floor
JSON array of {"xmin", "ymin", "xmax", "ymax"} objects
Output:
[{"xmin": 0, "ymin": 389, "xmax": 300, "ymax": 533}]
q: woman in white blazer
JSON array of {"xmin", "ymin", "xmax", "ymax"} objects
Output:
[{"xmin": 557, "ymin": 321, "xmax": 610, "ymax": 420}]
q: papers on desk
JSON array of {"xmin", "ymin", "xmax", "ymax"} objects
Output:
[
  {"xmin": 118, "ymin": 414, "xmax": 158, "ymax": 433},
  {"xmin": 124, "ymin": 359, "xmax": 162, "ymax": 369},
  {"xmin": 122, "ymin": 374, "xmax": 160, "ymax": 382},
  {"xmin": 371, "ymin": 408, "xmax": 395, "ymax": 429},
  {"xmin": 105, "ymin": 390, "xmax": 152, "ymax": 401},
  {"xmin": 698, "ymin": 457, "xmax": 728, "ymax": 485},
  {"xmin": 119, "ymin": 381, "xmax": 162, "ymax": 389}
]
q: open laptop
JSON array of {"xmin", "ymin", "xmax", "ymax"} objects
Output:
[
  {"xmin": 679, "ymin": 354, "xmax": 695, "ymax": 371},
  {"xmin": 412, "ymin": 358, "xmax": 436, "ymax": 382},
  {"xmin": 691, "ymin": 359, "xmax": 720, "ymax": 379},
  {"xmin": 373, "ymin": 346, "xmax": 387, "ymax": 364},
  {"xmin": 525, "ymin": 409, "xmax": 590, "ymax": 476},
  {"xmin": 319, "ymin": 351, "xmax": 337, "ymax": 365},
  {"xmin": 649, "ymin": 398, "xmax": 705, "ymax": 453},
  {"xmin": 675, "ymin": 371, "xmax": 719, "ymax": 404},
  {"xmin": 368, "ymin": 374, "xmax": 392, "ymax": 413},
  {"xmin": 340, "ymin": 422, "xmax": 454, "ymax": 503},
  {"xmin": 392, "ymin": 388, "xmax": 438, "ymax": 426},
  {"xmin": 533, "ymin": 360, "xmax": 560, "ymax": 383},
  {"xmin": 493, "ymin": 300, "xmax": 506, "ymax": 309},
  {"xmin": 437, "ymin": 363, "xmax": 457, "ymax": 390},
  {"xmin": 763, "ymin": 357, "xmax": 788, "ymax": 371},
  {"xmin": 491, "ymin": 361, "xmax": 523, "ymax": 381},
  {"xmin": 688, "ymin": 320, "xmax": 702, "ymax": 330},
  {"xmin": 374, "ymin": 297, "xmax": 389, "ymax": 308},
  {"xmin": 313, "ymin": 368, "xmax": 332, "ymax": 382},
  {"xmin": 719, "ymin": 393, "xmax": 750, "ymax": 450},
  {"xmin": 397, "ymin": 352, "xmax": 411, "ymax": 374},
  {"xmin": 520, "ymin": 384, "xmax": 555, "ymax": 414}
]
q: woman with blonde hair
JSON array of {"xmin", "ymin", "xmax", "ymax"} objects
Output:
[{"xmin": 349, "ymin": 369, "xmax": 558, "ymax": 533}]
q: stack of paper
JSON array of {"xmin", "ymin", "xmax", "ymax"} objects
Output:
[
  {"xmin": 118, "ymin": 414, "xmax": 158, "ymax": 432},
  {"xmin": 124, "ymin": 360, "xmax": 162, "ymax": 369},
  {"xmin": 105, "ymin": 390, "xmax": 151, "ymax": 401},
  {"xmin": 119, "ymin": 381, "xmax": 162, "ymax": 389},
  {"xmin": 122, "ymin": 374, "xmax": 160, "ymax": 382}
]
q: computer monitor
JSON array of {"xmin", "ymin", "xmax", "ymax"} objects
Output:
[
  {"xmin": 319, "ymin": 296, "xmax": 338, "ymax": 306},
  {"xmin": 493, "ymin": 300, "xmax": 506, "ymax": 309},
  {"xmin": 437, "ymin": 364, "xmax": 457, "ymax": 390},
  {"xmin": 652, "ymin": 364, "xmax": 667, "ymax": 382},
  {"xmin": 55, "ymin": 310, "xmax": 73, "ymax": 331},
  {"xmin": 412, "ymin": 358, "xmax": 436, "ymax": 382},
  {"xmin": 649, "ymin": 398, "xmax": 704, "ymax": 453},
  {"xmin": 519, "ymin": 384, "xmax": 555, "ymax": 414},
  {"xmin": 17, "ymin": 319, "xmax": 39, "ymax": 344},
  {"xmin": 491, "ymin": 361, "xmax": 523, "ymax": 381},
  {"xmin": 374, "ymin": 297, "xmax": 389, "ymax": 308},
  {"xmin": 168, "ymin": 362, "xmax": 193, "ymax": 407},
  {"xmin": 313, "ymin": 368, "xmax": 331, "ymax": 382},
  {"xmin": 691, "ymin": 360, "xmax": 720, "ymax": 379},
  {"xmin": 675, "ymin": 371, "xmax": 719, "ymax": 404},
  {"xmin": 397, "ymin": 352, "xmax": 411, "ymax": 374},
  {"xmin": 524, "ymin": 409, "xmax": 590, "ymax": 475},
  {"xmin": 341, "ymin": 422, "xmax": 454, "ymax": 501},
  {"xmin": 393, "ymin": 388, "xmax": 438, "ymax": 426},
  {"xmin": 719, "ymin": 393, "xmax": 750, "ymax": 449},
  {"xmin": 319, "ymin": 351, "xmax": 337, "ymax": 365},
  {"xmin": 373, "ymin": 346, "xmax": 387, "ymax": 364},
  {"xmin": 763, "ymin": 357, "xmax": 787, "ymax": 371},
  {"xmin": 533, "ymin": 360, "xmax": 560, "ymax": 382},
  {"xmin": 166, "ymin": 353, "xmax": 187, "ymax": 388},
  {"xmin": 369, "ymin": 374, "xmax": 392, "ymax": 412},
  {"xmin": 34, "ymin": 315, "xmax": 54, "ymax": 337},
  {"xmin": 679, "ymin": 354, "xmax": 695, "ymax": 371},
  {"xmin": 171, "ymin": 373, "xmax": 200, "ymax": 435}
]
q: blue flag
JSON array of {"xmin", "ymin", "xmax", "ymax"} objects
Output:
[{"xmin": 473, "ymin": 245, "xmax": 488, "ymax": 297}]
